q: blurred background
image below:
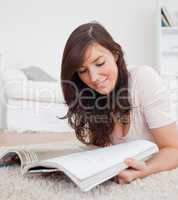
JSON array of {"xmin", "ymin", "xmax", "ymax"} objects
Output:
[
  {"xmin": 0, "ymin": 0, "xmax": 159, "ymax": 77},
  {"xmin": 0, "ymin": 0, "xmax": 177, "ymax": 131}
]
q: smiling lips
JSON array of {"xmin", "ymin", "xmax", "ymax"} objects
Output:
[{"xmin": 96, "ymin": 78, "xmax": 108, "ymax": 88}]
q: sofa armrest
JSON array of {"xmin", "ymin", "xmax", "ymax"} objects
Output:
[
  {"xmin": 1, "ymin": 68, "xmax": 65, "ymax": 103},
  {"xmin": 4, "ymin": 80, "xmax": 64, "ymax": 103}
]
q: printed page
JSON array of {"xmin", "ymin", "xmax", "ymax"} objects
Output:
[
  {"xmin": 44, "ymin": 140, "xmax": 158, "ymax": 180},
  {"xmin": 0, "ymin": 152, "xmax": 21, "ymax": 166},
  {"xmin": 27, "ymin": 141, "xmax": 97, "ymax": 162},
  {"xmin": 0, "ymin": 140, "xmax": 97, "ymax": 167},
  {"xmin": 0, "ymin": 149, "xmax": 33, "ymax": 167}
]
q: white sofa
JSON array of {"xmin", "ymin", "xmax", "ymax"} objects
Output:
[
  {"xmin": 2, "ymin": 67, "xmax": 177, "ymax": 132},
  {"xmin": 1, "ymin": 68, "xmax": 73, "ymax": 132}
]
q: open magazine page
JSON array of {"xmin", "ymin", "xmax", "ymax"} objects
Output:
[
  {"xmin": 0, "ymin": 148, "xmax": 41, "ymax": 169},
  {"xmin": 0, "ymin": 132, "xmax": 79, "ymax": 167},
  {"xmin": 39, "ymin": 140, "xmax": 158, "ymax": 180},
  {"xmin": 24, "ymin": 140, "xmax": 158, "ymax": 192},
  {"xmin": 22, "ymin": 141, "xmax": 97, "ymax": 174},
  {"xmin": 25, "ymin": 140, "xmax": 97, "ymax": 163},
  {"xmin": 0, "ymin": 150, "xmax": 26, "ymax": 167},
  {"xmin": 0, "ymin": 140, "xmax": 97, "ymax": 170}
]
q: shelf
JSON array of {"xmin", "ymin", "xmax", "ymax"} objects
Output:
[
  {"xmin": 161, "ymin": 51, "xmax": 178, "ymax": 56},
  {"xmin": 158, "ymin": 0, "xmax": 178, "ymax": 81},
  {"xmin": 160, "ymin": 73, "xmax": 178, "ymax": 79},
  {"xmin": 161, "ymin": 27, "xmax": 178, "ymax": 35}
]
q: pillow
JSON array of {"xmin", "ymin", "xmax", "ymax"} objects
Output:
[{"xmin": 21, "ymin": 66, "xmax": 57, "ymax": 82}]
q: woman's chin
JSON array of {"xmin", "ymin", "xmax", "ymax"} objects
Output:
[{"xmin": 96, "ymin": 87, "xmax": 111, "ymax": 95}]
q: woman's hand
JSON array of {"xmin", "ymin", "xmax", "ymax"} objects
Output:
[{"xmin": 114, "ymin": 158, "xmax": 148, "ymax": 184}]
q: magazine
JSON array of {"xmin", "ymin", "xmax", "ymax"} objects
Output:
[{"xmin": 0, "ymin": 137, "xmax": 158, "ymax": 192}]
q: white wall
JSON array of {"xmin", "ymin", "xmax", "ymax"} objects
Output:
[
  {"xmin": 0, "ymin": 0, "xmax": 158, "ymax": 128},
  {"xmin": 0, "ymin": 0, "xmax": 159, "ymax": 77}
]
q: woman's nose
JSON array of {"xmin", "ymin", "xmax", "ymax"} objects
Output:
[{"xmin": 89, "ymin": 69, "xmax": 99, "ymax": 83}]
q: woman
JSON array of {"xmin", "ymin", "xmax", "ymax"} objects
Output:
[{"xmin": 60, "ymin": 22, "xmax": 178, "ymax": 184}]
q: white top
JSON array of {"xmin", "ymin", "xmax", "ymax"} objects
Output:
[{"xmin": 111, "ymin": 65, "xmax": 176, "ymax": 144}]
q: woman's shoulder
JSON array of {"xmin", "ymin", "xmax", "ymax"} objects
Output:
[
  {"xmin": 127, "ymin": 65, "xmax": 162, "ymax": 84},
  {"xmin": 127, "ymin": 65, "xmax": 158, "ymax": 76},
  {"xmin": 127, "ymin": 65, "xmax": 166, "ymax": 107}
]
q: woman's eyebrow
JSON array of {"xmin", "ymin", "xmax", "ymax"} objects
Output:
[
  {"xmin": 80, "ymin": 56, "xmax": 103, "ymax": 68},
  {"xmin": 91, "ymin": 55, "xmax": 103, "ymax": 63}
]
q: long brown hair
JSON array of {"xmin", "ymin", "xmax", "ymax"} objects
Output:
[{"xmin": 60, "ymin": 22, "xmax": 131, "ymax": 147}]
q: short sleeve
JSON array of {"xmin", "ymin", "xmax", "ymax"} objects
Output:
[{"xmin": 136, "ymin": 66, "xmax": 176, "ymax": 129}]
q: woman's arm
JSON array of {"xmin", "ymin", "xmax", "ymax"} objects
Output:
[
  {"xmin": 115, "ymin": 122, "xmax": 178, "ymax": 184},
  {"xmin": 140, "ymin": 122, "xmax": 178, "ymax": 177}
]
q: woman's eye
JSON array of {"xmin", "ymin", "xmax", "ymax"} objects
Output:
[
  {"xmin": 78, "ymin": 69, "xmax": 87, "ymax": 74},
  {"xmin": 96, "ymin": 61, "xmax": 105, "ymax": 67}
]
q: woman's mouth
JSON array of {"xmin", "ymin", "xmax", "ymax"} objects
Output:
[{"xmin": 97, "ymin": 78, "xmax": 108, "ymax": 88}]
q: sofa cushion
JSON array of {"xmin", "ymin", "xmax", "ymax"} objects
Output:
[
  {"xmin": 4, "ymin": 80, "xmax": 64, "ymax": 103},
  {"xmin": 21, "ymin": 66, "xmax": 57, "ymax": 82},
  {"xmin": 2, "ymin": 68, "xmax": 64, "ymax": 103}
]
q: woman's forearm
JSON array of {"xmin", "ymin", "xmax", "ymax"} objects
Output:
[{"xmin": 140, "ymin": 147, "xmax": 178, "ymax": 178}]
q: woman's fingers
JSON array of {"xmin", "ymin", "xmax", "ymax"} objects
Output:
[
  {"xmin": 112, "ymin": 158, "xmax": 148, "ymax": 185},
  {"xmin": 112, "ymin": 175, "xmax": 126, "ymax": 184},
  {"xmin": 124, "ymin": 158, "xmax": 147, "ymax": 171},
  {"xmin": 118, "ymin": 169, "xmax": 139, "ymax": 183},
  {"xmin": 119, "ymin": 179, "xmax": 127, "ymax": 185}
]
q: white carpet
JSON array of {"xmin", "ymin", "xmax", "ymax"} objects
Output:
[
  {"xmin": 1, "ymin": 166, "xmax": 178, "ymax": 200},
  {"xmin": 1, "ymin": 130, "xmax": 178, "ymax": 199}
]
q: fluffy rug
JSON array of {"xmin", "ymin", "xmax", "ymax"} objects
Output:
[
  {"xmin": 1, "ymin": 130, "xmax": 178, "ymax": 199},
  {"xmin": 1, "ymin": 166, "xmax": 178, "ymax": 200}
]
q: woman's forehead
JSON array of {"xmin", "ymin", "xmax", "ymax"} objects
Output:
[{"xmin": 83, "ymin": 43, "xmax": 106, "ymax": 64}]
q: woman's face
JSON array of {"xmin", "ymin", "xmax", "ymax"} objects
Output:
[{"xmin": 77, "ymin": 43, "xmax": 118, "ymax": 95}]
